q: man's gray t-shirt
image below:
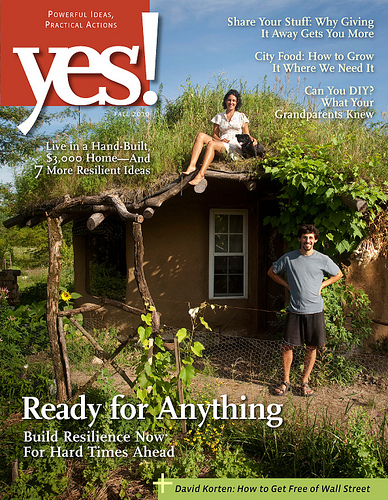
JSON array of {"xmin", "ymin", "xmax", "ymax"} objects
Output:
[{"xmin": 272, "ymin": 250, "xmax": 340, "ymax": 314}]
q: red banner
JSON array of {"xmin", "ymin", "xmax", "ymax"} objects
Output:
[{"xmin": 0, "ymin": 0, "xmax": 154, "ymax": 109}]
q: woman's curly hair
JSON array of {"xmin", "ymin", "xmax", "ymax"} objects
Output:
[{"xmin": 222, "ymin": 89, "xmax": 242, "ymax": 110}]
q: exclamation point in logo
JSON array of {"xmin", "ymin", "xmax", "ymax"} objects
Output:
[{"xmin": 142, "ymin": 12, "xmax": 159, "ymax": 105}]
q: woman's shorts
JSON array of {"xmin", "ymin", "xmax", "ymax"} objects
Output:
[{"xmin": 283, "ymin": 311, "xmax": 326, "ymax": 347}]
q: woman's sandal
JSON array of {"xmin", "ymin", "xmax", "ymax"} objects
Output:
[
  {"xmin": 301, "ymin": 382, "xmax": 314, "ymax": 397},
  {"xmin": 274, "ymin": 381, "xmax": 291, "ymax": 396}
]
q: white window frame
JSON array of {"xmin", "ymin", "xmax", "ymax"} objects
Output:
[{"xmin": 209, "ymin": 209, "xmax": 248, "ymax": 299}]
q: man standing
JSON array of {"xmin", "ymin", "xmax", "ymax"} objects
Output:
[{"xmin": 267, "ymin": 224, "xmax": 343, "ymax": 396}]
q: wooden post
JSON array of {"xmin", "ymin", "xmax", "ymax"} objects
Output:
[
  {"xmin": 11, "ymin": 459, "xmax": 18, "ymax": 483},
  {"xmin": 46, "ymin": 216, "xmax": 67, "ymax": 402},
  {"xmin": 174, "ymin": 337, "xmax": 187, "ymax": 434},
  {"xmin": 132, "ymin": 221, "xmax": 160, "ymax": 331},
  {"xmin": 57, "ymin": 316, "xmax": 72, "ymax": 399}
]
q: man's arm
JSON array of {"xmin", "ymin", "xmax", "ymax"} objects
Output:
[
  {"xmin": 267, "ymin": 266, "xmax": 290, "ymax": 291},
  {"xmin": 319, "ymin": 269, "xmax": 343, "ymax": 294}
]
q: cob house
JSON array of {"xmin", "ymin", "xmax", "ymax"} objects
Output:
[
  {"xmin": 5, "ymin": 164, "xmax": 285, "ymax": 336},
  {"xmin": 3, "ymin": 88, "xmax": 388, "ymax": 401},
  {"xmin": 4, "ymin": 156, "xmax": 388, "ymax": 401}
]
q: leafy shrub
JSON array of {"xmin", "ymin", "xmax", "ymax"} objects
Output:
[
  {"xmin": 263, "ymin": 138, "xmax": 386, "ymax": 258},
  {"xmin": 0, "ymin": 291, "xmax": 53, "ymax": 409},
  {"xmin": 19, "ymin": 281, "xmax": 47, "ymax": 305},
  {"xmin": 323, "ymin": 281, "xmax": 373, "ymax": 350},
  {"xmin": 316, "ymin": 281, "xmax": 373, "ymax": 384},
  {"xmin": 338, "ymin": 410, "xmax": 386, "ymax": 478},
  {"xmin": 4, "ymin": 443, "xmax": 68, "ymax": 500},
  {"xmin": 135, "ymin": 309, "xmax": 205, "ymax": 430},
  {"xmin": 0, "ymin": 291, "xmax": 26, "ymax": 374}
]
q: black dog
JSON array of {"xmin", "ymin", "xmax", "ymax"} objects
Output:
[{"xmin": 236, "ymin": 134, "xmax": 266, "ymax": 159}]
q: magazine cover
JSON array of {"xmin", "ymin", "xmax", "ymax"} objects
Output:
[{"xmin": 0, "ymin": 0, "xmax": 387, "ymax": 499}]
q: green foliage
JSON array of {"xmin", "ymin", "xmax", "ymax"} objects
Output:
[
  {"xmin": 323, "ymin": 281, "xmax": 373, "ymax": 351},
  {"xmin": 263, "ymin": 138, "xmax": 387, "ymax": 258},
  {"xmin": 0, "ymin": 207, "xmax": 15, "ymax": 263},
  {"xmin": 175, "ymin": 326, "xmax": 204, "ymax": 386},
  {"xmin": 212, "ymin": 445, "xmax": 258, "ymax": 478},
  {"xmin": 89, "ymin": 261, "xmax": 126, "ymax": 301},
  {"xmin": 0, "ymin": 291, "xmax": 53, "ymax": 408},
  {"xmin": 317, "ymin": 352, "xmax": 362, "ymax": 387},
  {"xmin": 183, "ymin": 423, "xmax": 258, "ymax": 478},
  {"xmin": 134, "ymin": 309, "xmax": 205, "ymax": 429},
  {"xmin": 0, "ymin": 184, "xmax": 49, "ymax": 272},
  {"xmin": 19, "ymin": 280, "xmax": 48, "ymax": 304},
  {"xmin": 135, "ymin": 312, "xmax": 176, "ymax": 426},
  {"xmin": 140, "ymin": 442, "xmax": 204, "ymax": 481},
  {"xmin": 338, "ymin": 411, "xmax": 386, "ymax": 478},
  {"xmin": 140, "ymin": 403, "xmax": 388, "ymax": 482},
  {"xmin": 0, "ymin": 106, "xmax": 75, "ymax": 166},
  {"xmin": 315, "ymin": 281, "xmax": 373, "ymax": 385},
  {"xmin": 4, "ymin": 444, "xmax": 68, "ymax": 500},
  {"xmin": 11, "ymin": 76, "xmax": 388, "ymax": 210},
  {"xmin": 140, "ymin": 420, "xmax": 257, "ymax": 481},
  {"xmin": 12, "ymin": 300, "xmax": 48, "ymax": 353},
  {"xmin": 56, "ymin": 289, "xmax": 131, "ymax": 372},
  {"xmin": 229, "ymin": 406, "xmax": 387, "ymax": 478},
  {"xmin": 0, "ymin": 290, "xmax": 49, "ymax": 380},
  {"xmin": 60, "ymin": 239, "xmax": 74, "ymax": 269},
  {"xmin": 82, "ymin": 385, "xmax": 118, "ymax": 497},
  {"xmin": 0, "ymin": 292, "xmax": 27, "ymax": 380},
  {"xmin": 66, "ymin": 324, "xmax": 137, "ymax": 370}
]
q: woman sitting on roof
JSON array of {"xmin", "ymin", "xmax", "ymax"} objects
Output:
[{"xmin": 182, "ymin": 89, "xmax": 257, "ymax": 186}]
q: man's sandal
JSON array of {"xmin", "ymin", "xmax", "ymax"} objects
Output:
[
  {"xmin": 301, "ymin": 382, "xmax": 314, "ymax": 397},
  {"xmin": 274, "ymin": 381, "xmax": 291, "ymax": 396}
]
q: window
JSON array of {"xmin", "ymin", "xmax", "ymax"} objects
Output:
[{"xmin": 209, "ymin": 210, "xmax": 248, "ymax": 299}]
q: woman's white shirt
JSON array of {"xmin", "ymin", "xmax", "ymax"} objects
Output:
[{"xmin": 211, "ymin": 111, "xmax": 249, "ymax": 157}]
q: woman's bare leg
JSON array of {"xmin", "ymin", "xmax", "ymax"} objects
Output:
[
  {"xmin": 182, "ymin": 133, "xmax": 213, "ymax": 174},
  {"xmin": 189, "ymin": 140, "xmax": 226, "ymax": 185}
]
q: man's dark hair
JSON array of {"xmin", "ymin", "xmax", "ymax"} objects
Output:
[
  {"xmin": 222, "ymin": 89, "xmax": 242, "ymax": 110},
  {"xmin": 297, "ymin": 224, "xmax": 319, "ymax": 240}
]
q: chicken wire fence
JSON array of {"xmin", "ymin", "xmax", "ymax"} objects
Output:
[
  {"xmin": 79, "ymin": 313, "xmax": 388, "ymax": 389},
  {"xmin": 193, "ymin": 331, "xmax": 388, "ymax": 384}
]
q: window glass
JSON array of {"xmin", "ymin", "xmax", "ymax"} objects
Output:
[{"xmin": 210, "ymin": 212, "xmax": 246, "ymax": 298}]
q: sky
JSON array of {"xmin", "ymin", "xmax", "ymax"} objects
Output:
[
  {"xmin": 1, "ymin": 0, "xmax": 387, "ymax": 184},
  {"xmin": 151, "ymin": 0, "xmax": 387, "ymax": 110}
]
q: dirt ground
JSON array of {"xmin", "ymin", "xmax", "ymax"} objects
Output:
[
  {"xmin": 71, "ymin": 366, "xmax": 388, "ymax": 431},
  {"xmin": 198, "ymin": 373, "xmax": 388, "ymax": 432}
]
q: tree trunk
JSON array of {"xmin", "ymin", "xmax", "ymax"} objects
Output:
[
  {"xmin": 132, "ymin": 222, "xmax": 160, "ymax": 331},
  {"xmin": 46, "ymin": 216, "xmax": 68, "ymax": 401}
]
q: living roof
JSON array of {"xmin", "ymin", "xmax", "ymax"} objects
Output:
[
  {"xmin": 6, "ymin": 79, "xmax": 388, "ymax": 219},
  {"xmin": 4, "ymin": 165, "xmax": 270, "ymax": 231}
]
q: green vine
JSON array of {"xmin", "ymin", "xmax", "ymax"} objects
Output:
[
  {"xmin": 263, "ymin": 137, "xmax": 387, "ymax": 257},
  {"xmin": 134, "ymin": 307, "xmax": 205, "ymax": 429}
]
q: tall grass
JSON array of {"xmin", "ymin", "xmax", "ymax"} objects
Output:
[
  {"xmin": 228, "ymin": 404, "xmax": 387, "ymax": 478},
  {"xmin": 14, "ymin": 75, "xmax": 388, "ymax": 210}
]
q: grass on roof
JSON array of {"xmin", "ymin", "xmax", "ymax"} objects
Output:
[{"xmin": 13, "ymin": 75, "xmax": 388, "ymax": 212}]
